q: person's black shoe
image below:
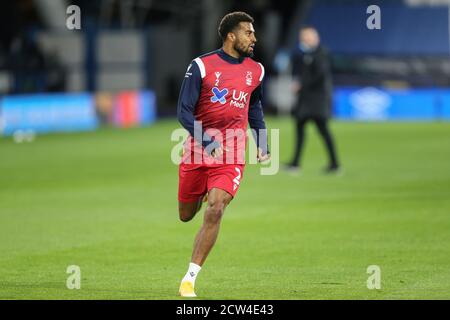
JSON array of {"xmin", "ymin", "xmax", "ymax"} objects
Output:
[
  {"xmin": 323, "ymin": 165, "xmax": 342, "ymax": 175},
  {"xmin": 283, "ymin": 163, "xmax": 301, "ymax": 175}
]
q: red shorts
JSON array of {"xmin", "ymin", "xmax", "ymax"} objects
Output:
[{"xmin": 178, "ymin": 163, "xmax": 245, "ymax": 202}]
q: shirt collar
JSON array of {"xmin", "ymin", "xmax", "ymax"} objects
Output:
[{"xmin": 217, "ymin": 48, "xmax": 245, "ymax": 64}]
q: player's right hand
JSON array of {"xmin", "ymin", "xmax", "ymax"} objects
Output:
[{"xmin": 211, "ymin": 146, "xmax": 228, "ymax": 158}]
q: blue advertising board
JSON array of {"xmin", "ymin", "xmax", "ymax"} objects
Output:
[
  {"xmin": 334, "ymin": 87, "xmax": 449, "ymax": 121},
  {"xmin": 437, "ymin": 91, "xmax": 450, "ymax": 120},
  {"xmin": 1, "ymin": 93, "xmax": 98, "ymax": 136}
]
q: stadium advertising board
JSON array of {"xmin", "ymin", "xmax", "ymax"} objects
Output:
[
  {"xmin": 0, "ymin": 90, "xmax": 157, "ymax": 136},
  {"xmin": 0, "ymin": 93, "xmax": 98, "ymax": 136},
  {"xmin": 334, "ymin": 87, "xmax": 450, "ymax": 120}
]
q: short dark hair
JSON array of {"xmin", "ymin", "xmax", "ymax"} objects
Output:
[{"xmin": 218, "ymin": 11, "xmax": 254, "ymax": 41}]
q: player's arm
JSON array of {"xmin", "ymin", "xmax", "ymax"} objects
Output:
[
  {"xmin": 177, "ymin": 61, "xmax": 221, "ymax": 155},
  {"xmin": 248, "ymin": 84, "xmax": 270, "ymax": 162}
]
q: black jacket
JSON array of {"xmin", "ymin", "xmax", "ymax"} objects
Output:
[{"xmin": 291, "ymin": 45, "xmax": 333, "ymax": 119}]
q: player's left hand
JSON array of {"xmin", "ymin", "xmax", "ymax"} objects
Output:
[{"xmin": 257, "ymin": 148, "xmax": 270, "ymax": 163}]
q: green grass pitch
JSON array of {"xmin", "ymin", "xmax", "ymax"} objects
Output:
[{"xmin": 1, "ymin": 117, "xmax": 449, "ymax": 299}]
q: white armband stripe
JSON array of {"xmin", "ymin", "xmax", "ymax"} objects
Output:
[{"xmin": 194, "ymin": 58, "xmax": 206, "ymax": 79}]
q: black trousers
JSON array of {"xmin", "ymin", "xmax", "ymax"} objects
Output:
[{"xmin": 290, "ymin": 117, "xmax": 339, "ymax": 168}]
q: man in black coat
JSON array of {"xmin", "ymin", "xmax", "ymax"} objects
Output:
[{"xmin": 286, "ymin": 26, "xmax": 340, "ymax": 173}]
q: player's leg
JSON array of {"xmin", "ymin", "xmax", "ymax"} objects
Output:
[
  {"xmin": 178, "ymin": 198, "xmax": 203, "ymax": 222},
  {"xmin": 179, "ymin": 165, "xmax": 242, "ymax": 297},
  {"xmin": 191, "ymin": 187, "xmax": 233, "ymax": 265},
  {"xmin": 179, "ymin": 187, "xmax": 232, "ymax": 297},
  {"xmin": 178, "ymin": 162, "xmax": 208, "ymax": 222},
  {"xmin": 287, "ymin": 117, "xmax": 308, "ymax": 170},
  {"xmin": 313, "ymin": 117, "xmax": 340, "ymax": 171}
]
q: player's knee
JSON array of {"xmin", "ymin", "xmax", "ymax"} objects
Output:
[
  {"xmin": 205, "ymin": 201, "xmax": 225, "ymax": 224},
  {"xmin": 179, "ymin": 215, "xmax": 192, "ymax": 223},
  {"xmin": 179, "ymin": 207, "xmax": 195, "ymax": 222}
]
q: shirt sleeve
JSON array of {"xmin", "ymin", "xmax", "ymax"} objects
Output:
[
  {"xmin": 248, "ymin": 84, "xmax": 269, "ymax": 155},
  {"xmin": 177, "ymin": 60, "xmax": 220, "ymax": 152}
]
